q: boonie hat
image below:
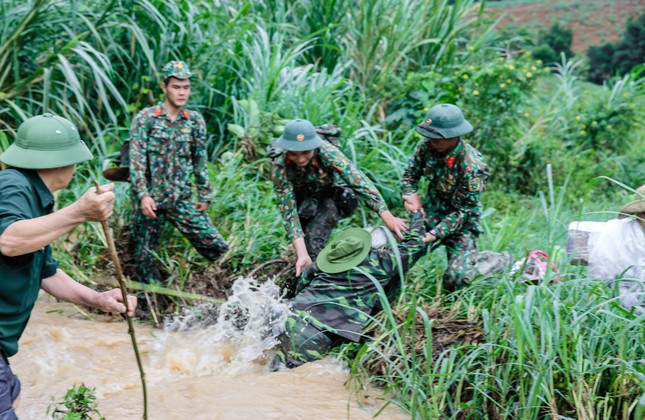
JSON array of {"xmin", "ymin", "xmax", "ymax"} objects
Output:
[
  {"xmin": 316, "ymin": 228, "xmax": 372, "ymax": 273},
  {"xmin": 416, "ymin": 103, "xmax": 473, "ymax": 139},
  {"xmin": 0, "ymin": 113, "xmax": 92, "ymax": 169},
  {"xmin": 162, "ymin": 60, "xmax": 193, "ymax": 81},
  {"xmin": 618, "ymin": 184, "xmax": 645, "ymax": 218},
  {"xmin": 273, "ymin": 119, "xmax": 322, "ymax": 152}
]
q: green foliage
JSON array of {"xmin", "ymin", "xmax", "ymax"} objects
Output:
[
  {"xmin": 531, "ymin": 23, "xmax": 574, "ymax": 65},
  {"xmin": 587, "ymin": 10, "xmax": 645, "ymax": 84},
  {"xmin": 48, "ymin": 383, "xmax": 104, "ymax": 420}
]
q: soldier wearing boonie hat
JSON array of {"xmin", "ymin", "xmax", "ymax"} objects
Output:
[
  {"xmin": 0, "ymin": 114, "xmax": 137, "ymax": 415},
  {"xmin": 271, "ymin": 210, "xmax": 428, "ymax": 369},
  {"xmin": 401, "ymin": 103, "xmax": 491, "ymax": 293},
  {"xmin": 271, "ymin": 118, "xmax": 409, "ymax": 278},
  {"xmin": 126, "ymin": 60, "xmax": 228, "ymax": 286}
]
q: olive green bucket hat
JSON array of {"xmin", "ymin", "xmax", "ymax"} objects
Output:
[
  {"xmin": 618, "ymin": 184, "xmax": 645, "ymax": 219},
  {"xmin": 416, "ymin": 103, "xmax": 473, "ymax": 139},
  {"xmin": 316, "ymin": 228, "xmax": 372, "ymax": 273},
  {"xmin": 274, "ymin": 119, "xmax": 322, "ymax": 152},
  {"xmin": 0, "ymin": 113, "xmax": 93, "ymax": 169}
]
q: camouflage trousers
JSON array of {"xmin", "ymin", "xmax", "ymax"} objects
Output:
[
  {"xmin": 430, "ymin": 229, "xmax": 478, "ymax": 292},
  {"xmin": 130, "ymin": 199, "xmax": 228, "ymax": 283},
  {"xmin": 299, "ymin": 197, "xmax": 341, "ymax": 258},
  {"xmin": 272, "ymin": 314, "xmax": 338, "ymax": 369}
]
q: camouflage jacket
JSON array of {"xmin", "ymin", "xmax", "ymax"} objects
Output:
[
  {"xmin": 291, "ymin": 211, "xmax": 427, "ymax": 342},
  {"xmin": 401, "ymin": 139, "xmax": 489, "ymax": 238},
  {"xmin": 272, "ymin": 141, "xmax": 389, "ymax": 241},
  {"xmin": 129, "ymin": 103, "xmax": 212, "ymax": 207}
]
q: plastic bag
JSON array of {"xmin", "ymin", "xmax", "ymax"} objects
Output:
[{"xmin": 510, "ymin": 250, "xmax": 561, "ymax": 283}]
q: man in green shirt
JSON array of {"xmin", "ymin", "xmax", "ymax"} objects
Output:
[{"xmin": 0, "ymin": 113, "xmax": 136, "ymax": 418}]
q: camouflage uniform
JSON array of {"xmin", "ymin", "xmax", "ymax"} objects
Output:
[
  {"xmin": 402, "ymin": 138, "xmax": 489, "ymax": 291},
  {"xmin": 129, "ymin": 103, "xmax": 228, "ymax": 283},
  {"xmin": 273, "ymin": 212, "xmax": 427, "ymax": 368},
  {"xmin": 272, "ymin": 141, "xmax": 388, "ymax": 257}
]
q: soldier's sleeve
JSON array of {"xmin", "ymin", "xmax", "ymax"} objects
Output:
[
  {"xmin": 319, "ymin": 142, "xmax": 388, "ymax": 215},
  {"xmin": 271, "ymin": 160, "xmax": 304, "ymax": 241},
  {"xmin": 429, "ymin": 165, "xmax": 489, "ymax": 239},
  {"xmin": 401, "ymin": 139, "xmax": 427, "ymax": 195},
  {"xmin": 192, "ymin": 113, "xmax": 213, "ymax": 203},
  {"xmin": 129, "ymin": 111, "xmax": 151, "ymax": 201}
]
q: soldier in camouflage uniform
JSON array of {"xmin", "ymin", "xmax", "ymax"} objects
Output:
[
  {"xmin": 402, "ymin": 104, "xmax": 490, "ymax": 292},
  {"xmin": 271, "ymin": 119, "xmax": 408, "ymax": 277},
  {"xmin": 129, "ymin": 61, "xmax": 228, "ymax": 283},
  {"xmin": 272, "ymin": 210, "xmax": 427, "ymax": 368}
]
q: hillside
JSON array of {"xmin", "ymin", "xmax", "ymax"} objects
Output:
[{"xmin": 488, "ymin": 0, "xmax": 643, "ymax": 53}]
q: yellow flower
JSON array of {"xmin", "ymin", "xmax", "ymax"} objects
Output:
[
  {"xmin": 524, "ymin": 112, "xmax": 529, "ymax": 117},
  {"xmin": 526, "ymin": 72, "xmax": 533, "ymax": 78},
  {"xmin": 473, "ymin": 89, "xmax": 479, "ymax": 96},
  {"xmin": 591, "ymin": 120, "xmax": 598, "ymax": 125},
  {"xmin": 531, "ymin": 65, "xmax": 537, "ymax": 71},
  {"xmin": 462, "ymin": 74, "xmax": 469, "ymax": 79},
  {"xmin": 575, "ymin": 115, "xmax": 582, "ymax": 121},
  {"xmin": 537, "ymin": 59, "xmax": 543, "ymax": 64},
  {"xmin": 499, "ymin": 83, "xmax": 506, "ymax": 88},
  {"xmin": 607, "ymin": 124, "xmax": 612, "ymax": 129},
  {"xmin": 423, "ymin": 107, "xmax": 429, "ymax": 111},
  {"xmin": 468, "ymin": 45, "xmax": 474, "ymax": 51},
  {"xmin": 582, "ymin": 124, "xmax": 587, "ymax": 128},
  {"xmin": 468, "ymin": 66, "xmax": 475, "ymax": 70},
  {"xmin": 506, "ymin": 78, "xmax": 512, "ymax": 83},
  {"xmin": 508, "ymin": 64, "xmax": 515, "ymax": 70},
  {"xmin": 580, "ymin": 130, "xmax": 586, "ymax": 135}
]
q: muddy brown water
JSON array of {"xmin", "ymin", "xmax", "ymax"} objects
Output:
[{"xmin": 12, "ymin": 293, "xmax": 409, "ymax": 419}]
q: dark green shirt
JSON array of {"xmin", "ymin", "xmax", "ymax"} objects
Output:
[{"xmin": 0, "ymin": 169, "xmax": 58, "ymax": 357}]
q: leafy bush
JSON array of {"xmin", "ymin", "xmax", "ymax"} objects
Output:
[
  {"xmin": 532, "ymin": 23, "xmax": 574, "ymax": 65},
  {"xmin": 587, "ymin": 11, "xmax": 645, "ymax": 84}
]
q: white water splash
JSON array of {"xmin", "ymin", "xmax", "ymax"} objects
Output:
[{"xmin": 151, "ymin": 276, "xmax": 291, "ymax": 375}]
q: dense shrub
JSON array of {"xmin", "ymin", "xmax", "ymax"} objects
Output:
[{"xmin": 587, "ymin": 11, "xmax": 645, "ymax": 84}]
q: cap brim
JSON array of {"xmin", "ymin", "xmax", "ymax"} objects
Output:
[
  {"xmin": 273, "ymin": 135, "xmax": 323, "ymax": 152},
  {"xmin": 102, "ymin": 166, "xmax": 130, "ymax": 182},
  {"xmin": 416, "ymin": 120, "xmax": 473, "ymax": 139},
  {"xmin": 618, "ymin": 200, "xmax": 645, "ymax": 218},
  {"xmin": 316, "ymin": 228, "xmax": 372, "ymax": 273},
  {"xmin": 0, "ymin": 141, "xmax": 93, "ymax": 169}
]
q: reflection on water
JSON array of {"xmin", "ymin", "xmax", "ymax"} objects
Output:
[{"xmin": 12, "ymin": 278, "xmax": 409, "ymax": 419}]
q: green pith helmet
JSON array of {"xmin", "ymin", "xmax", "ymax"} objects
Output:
[
  {"xmin": 274, "ymin": 119, "xmax": 322, "ymax": 152},
  {"xmin": 416, "ymin": 103, "xmax": 473, "ymax": 139},
  {"xmin": 316, "ymin": 227, "xmax": 372, "ymax": 273},
  {"xmin": 0, "ymin": 113, "xmax": 93, "ymax": 169},
  {"xmin": 161, "ymin": 60, "xmax": 193, "ymax": 81}
]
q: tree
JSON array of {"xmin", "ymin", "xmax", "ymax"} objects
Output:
[{"xmin": 587, "ymin": 11, "xmax": 645, "ymax": 84}]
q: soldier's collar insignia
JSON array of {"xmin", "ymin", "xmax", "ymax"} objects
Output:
[
  {"xmin": 468, "ymin": 177, "xmax": 482, "ymax": 192},
  {"xmin": 296, "ymin": 134, "xmax": 305, "ymax": 141}
]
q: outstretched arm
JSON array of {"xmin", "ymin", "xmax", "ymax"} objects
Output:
[{"xmin": 42, "ymin": 269, "xmax": 137, "ymax": 316}]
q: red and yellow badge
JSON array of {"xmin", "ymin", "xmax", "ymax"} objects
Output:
[
  {"xmin": 468, "ymin": 177, "xmax": 482, "ymax": 192},
  {"xmin": 445, "ymin": 155, "xmax": 456, "ymax": 168},
  {"xmin": 296, "ymin": 133, "xmax": 305, "ymax": 141}
]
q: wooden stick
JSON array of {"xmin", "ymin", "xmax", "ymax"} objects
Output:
[{"xmin": 94, "ymin": 181, "xmax": 147, "ymax": 419}]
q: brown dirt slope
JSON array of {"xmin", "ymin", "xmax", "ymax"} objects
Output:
[{"xmin": 489, "ymin": 0, "xmax": 644, "ymax": 53}]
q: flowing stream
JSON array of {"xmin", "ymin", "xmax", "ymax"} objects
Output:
[{"xmin": 11, "ymin": 278, "xmax": 408, "ymax": 419}]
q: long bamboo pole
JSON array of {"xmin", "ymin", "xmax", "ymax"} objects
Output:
[{"xmin": 94, "ymin": 181, "xmax": 147, "ymax": 419}]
